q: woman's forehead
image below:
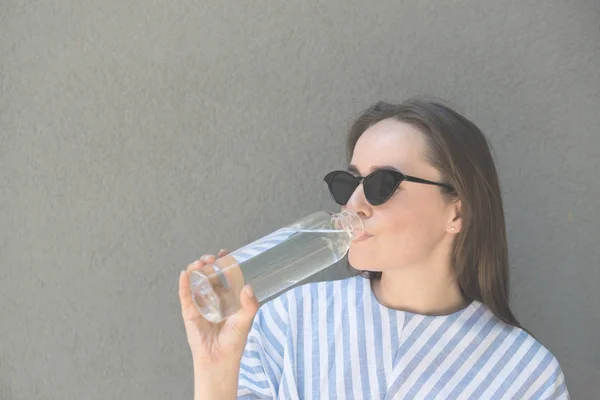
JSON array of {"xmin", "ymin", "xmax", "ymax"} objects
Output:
[{"xmin": 350, "ymin": 119, "xmax": 429, "ymax": 174}]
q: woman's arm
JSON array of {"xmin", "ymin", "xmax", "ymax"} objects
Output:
[
  {"xmin": 179, "ymin": 251, "xmax": 259, "ymax": 400},
  {"xmin": 193, "ymin": 358, "xmax": 242, "ymax": 400}
]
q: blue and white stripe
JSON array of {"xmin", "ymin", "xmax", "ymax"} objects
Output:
[{"xmin": 238, "ymin": 275, "xmax": 569, "ymax": 399}]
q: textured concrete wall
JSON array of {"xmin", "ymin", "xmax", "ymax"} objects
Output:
[{"xmin": 1, "ymin": 0, "xmax": 598, "ymax": 398}]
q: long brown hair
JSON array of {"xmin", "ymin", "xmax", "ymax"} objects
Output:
[{"xmin": 346, "ymin": 97, "xmax": 522, "ymax": 328}]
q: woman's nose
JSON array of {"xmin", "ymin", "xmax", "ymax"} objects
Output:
[{"xmin": 342, "ymin": 184, "xmax": 371, "ymax": 218}]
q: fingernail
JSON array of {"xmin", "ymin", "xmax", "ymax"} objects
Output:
[{"xmin": 244, "ymin": 285, "xmax": 254, "ymax": 299}]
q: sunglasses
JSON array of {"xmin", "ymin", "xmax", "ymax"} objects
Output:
[{"xmin": 323, "ymin": 169, "xmax": 454, "ymax": 206}]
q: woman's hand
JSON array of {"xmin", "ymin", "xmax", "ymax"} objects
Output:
[{"xmin": 179, "ymin": 249, "xmax": 260, "ymax": 366}]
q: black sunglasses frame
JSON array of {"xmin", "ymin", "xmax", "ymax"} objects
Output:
[{"xmin": 324, "ymin": 169, "xmax": 455, "ymax": 206}]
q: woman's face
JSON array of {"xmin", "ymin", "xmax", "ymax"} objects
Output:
[{"xmin": 344, "ymin": 118, "xmax": 459, "ymax": 272}]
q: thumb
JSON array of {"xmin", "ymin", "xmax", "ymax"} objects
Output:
[{"xmin": 226, "ymin": 285, "xmax": 260, "ymax": 338}]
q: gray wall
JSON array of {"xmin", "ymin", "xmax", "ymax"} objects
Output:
[{"xmin": 1, "ymin": 0, "xmax": 598, "ymax": 398}]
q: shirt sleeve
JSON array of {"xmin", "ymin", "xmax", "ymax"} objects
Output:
[
  {"xmin": 237, "ymin": 295, "xmax": 289, "ymax": 399},
  {"xmin": 539, "ymin": 358, "xmax": 570, "ymax": 400},
  {"xmin": 519, "ymin": 353, "xmax": 570, "ymax": 400}
]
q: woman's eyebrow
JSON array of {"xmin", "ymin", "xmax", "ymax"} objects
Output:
[
  {"xmin": 347, "ymin": 164, "xmax": 402, "ymax": 174},
  {"xmin": 347, "ymin": 165, "xmax": 360, "ymax": 174}
]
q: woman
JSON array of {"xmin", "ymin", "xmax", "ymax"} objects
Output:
[{"xmin": 179, "ymin": 98, "xmax": 569, "ymax": 399}]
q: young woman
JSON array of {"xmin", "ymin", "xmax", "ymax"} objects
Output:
[{"xmin": 179, "ymin": 98, "xmax": 569, "ymax": 399}]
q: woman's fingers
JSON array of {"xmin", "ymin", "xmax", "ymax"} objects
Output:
[
  {"xmin": 179, "ymin": 269, "xmax": 195, "ymax": 319},
  {"xmin": 179, "ymin": 250, "xmax": 257, "ymax": 361},
  {"xmin": 180, "ymin": 259, "xmax": 201, "ymax": 309},
  {"xmin": 179, "ymin": 263, "xmax": 213, "ymax": 334},
  {"xmin": 240, "ymin": 285, "xmax": 259, "ymax": 316},
  {"xmin": 181, "ymin": 258, "xmax": 214, "ymax": 319},
  {"xmin": 218, "ymin": 249, "xmax": 230, "ymax": 258},
  {"xmin": 179, "ymin": 251, "xmax": 230, "ymax": 326},
  {"xmin": 225, "ymin": 285, "xmax": 259, "ymax": 340}
]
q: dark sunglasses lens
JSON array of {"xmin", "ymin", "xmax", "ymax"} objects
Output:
[
  {"xmin": 364, "ymin": 170, "xmax": 401, "ymax": 205},
  {"xmin": 328, "ymin": 172, "xmax": 358, "ymax": 205}
]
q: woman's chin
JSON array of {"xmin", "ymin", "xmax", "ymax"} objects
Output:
[{"xmin": 348, "ymin": 252, "xmax": 383, "ymax": 272}]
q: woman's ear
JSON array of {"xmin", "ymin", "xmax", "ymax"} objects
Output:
[{"xmin": 448, "ymin": 199, "xmax": 462, "ymax": 234}]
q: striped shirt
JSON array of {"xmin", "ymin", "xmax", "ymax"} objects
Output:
[{"xmin": 238, "ymin": 275, "xmax": 569, "ymax": 399}]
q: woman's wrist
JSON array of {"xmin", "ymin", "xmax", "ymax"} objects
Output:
[{"xmin": 193, "ymin": 357, "xmax": 241, "ymax": 400}]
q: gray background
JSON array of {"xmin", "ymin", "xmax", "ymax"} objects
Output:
[{"xmin": 1, "ymin": 0, "xmax": 598, "ymax": 398}]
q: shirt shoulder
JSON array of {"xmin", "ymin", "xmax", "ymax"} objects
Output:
[{"xmin": 462, "ymin": 303, "xmax": 570, "ymax": 399}]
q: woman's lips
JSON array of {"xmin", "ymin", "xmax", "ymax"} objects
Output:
[{"xmin": 353, "ymin": 232, "xmax": 374, "ymax": 242}]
